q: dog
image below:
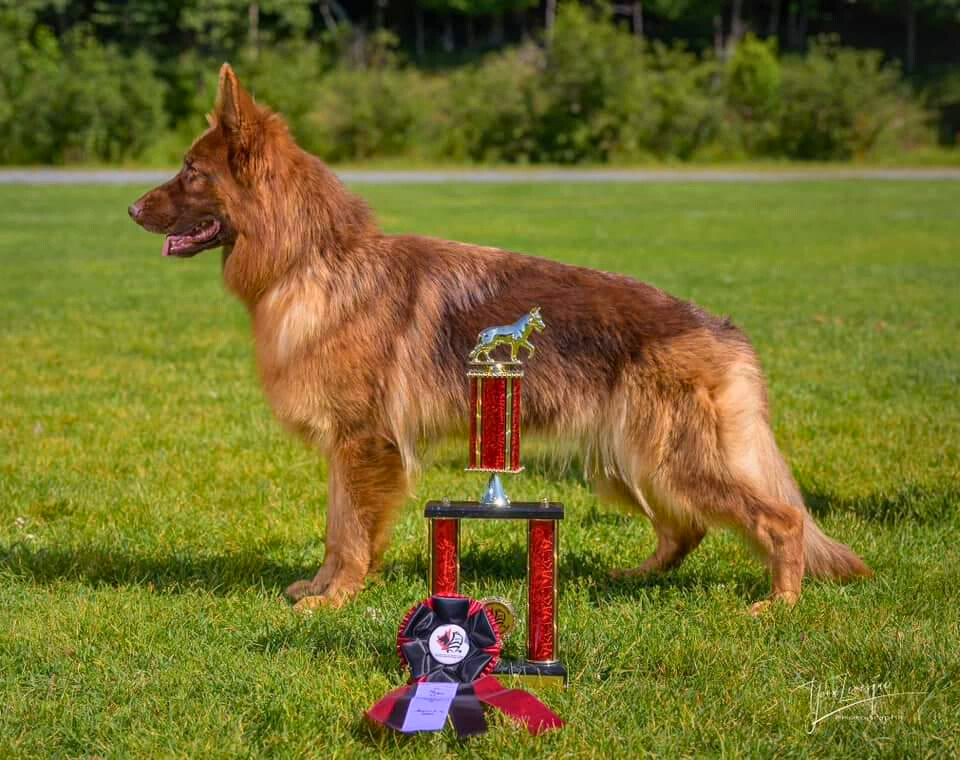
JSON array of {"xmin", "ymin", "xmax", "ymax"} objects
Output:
[{"xmin": 129, "ymin": 64, "xmax": 871, "ymax": 614}]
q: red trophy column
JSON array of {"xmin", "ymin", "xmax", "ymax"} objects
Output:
[
  {"xmin": 429, "ymin": 518, "xmax": 459, "ymax": 596},
  {"xmin": 467, "ymin": 371, "xmax": 523, "ymax": 474},
  {"xmin": 527, "ymin": 519, "xmax": 558, "ymax": 663}
]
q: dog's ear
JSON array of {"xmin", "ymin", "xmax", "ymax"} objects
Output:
[{"xmin": 216, "ymin": 63, "xmax": 260, "ymax": 167}]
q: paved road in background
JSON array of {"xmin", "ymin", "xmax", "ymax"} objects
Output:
[{"xmin": 1, "ymin": 168, "xmax": 959, "ymax": 185}]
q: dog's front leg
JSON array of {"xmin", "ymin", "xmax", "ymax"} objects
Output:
[{"xmin": 285, "ymin": 435, "xmax": 407, "ymax": 610}]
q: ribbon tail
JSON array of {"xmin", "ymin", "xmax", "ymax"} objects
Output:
[
  {"xmin": 473, "ymin": 675, "xmax": 565, "ymax": 735},
  {"xmin": 366, "ymin": 684, "xmax": 415, "ymax": 729},
  {"xmin": 448, "ymin": 684, "xmax": 488, "ymax": 738}
]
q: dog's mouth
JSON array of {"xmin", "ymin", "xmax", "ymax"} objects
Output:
[{"xmin": 162, "ymin": 219, "xmax": 224, "ymax": 258}]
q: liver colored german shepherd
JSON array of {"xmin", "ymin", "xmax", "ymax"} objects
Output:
[{"xmin": 129, "ymin": 65, "xmax": 870, "ymax": 614}]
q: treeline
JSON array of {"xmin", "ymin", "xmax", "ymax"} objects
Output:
[
  {"xmin": 0, "ymin": 1, "xmax": 957, "ymax": 165},
  {"xmin": 8, "ymin": 0, "xmax": 960, "ymax": 70}
]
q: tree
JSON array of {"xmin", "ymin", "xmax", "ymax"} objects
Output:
[
  {"xmin": 180, "ymin": 0, "xmax": 311, "ymax": 59},
  {"xmin": 863, "ymin": 0, "xmax": 960, "ymax": 73},
  {"xmin": 418, "ymin": 0, "xmax": 537, "ymax": 52}
]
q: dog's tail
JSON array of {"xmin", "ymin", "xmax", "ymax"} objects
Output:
[
  {"xmin": 802, "ymin": 514, "xmax": 872, "ymax": 580},
  {"xmin": 757, "ymin": 424, "xmax": 872, "ymax": 581}
]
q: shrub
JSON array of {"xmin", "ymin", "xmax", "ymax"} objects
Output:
[
  {"xmin": 239, "ymin": 40, "xmax": 331, "ymax": 148},
  {"xmin": 434, "ymin": 6, "xmax": 727, "ymax": 164},
  {"xmin": 778, "ymin": 37, "xmax": 931, "ymax": 160},
  {"xmin": 727, "ymin": 35, "xmax": 781, "ymax": 119},
  {"xmin": 306, "ymin": 67, "xmax": 433, "ymax": 161},
  {"xmin": 533, "ymin": 4, "xmax": 644, "ymax": 163},
  {"xmin": 0, "ymin": 25, "xmax": 166, "ymax": 164},
  {"xmin": 435, "ymin": 44, "xmax": 543, "ymax": 163},
  {"xmin": 924, "ymin": 69, "xmax": 960, "ymax": 146},
  {"xmin": 725, "ymin": 34, "xmax": 781, "ymax": 154},
  {"xmin": 0, "ymin": 24, "xmax": 61, "ymax": 163},
  {"xmin": 603, "ymin": 42, "xmax": 725, "ymax": 161},
  {"xmin": 58, "ymin": 34, "xmax": 167, "ymax": 163},
  {"xmin": 437, "ymin": 6, "xmax": 727, "ymax": 164}
]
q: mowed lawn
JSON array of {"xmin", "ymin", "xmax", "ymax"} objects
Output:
[{"xmin": 0, "ymin": 180, "xmax": 957, "ymax": 758}]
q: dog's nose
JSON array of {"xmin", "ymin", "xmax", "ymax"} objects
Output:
[{"xmin": 128, "ymin": 202, "xmax": 142, "ymax": 221}]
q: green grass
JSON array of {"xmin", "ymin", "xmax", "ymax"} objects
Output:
[{"xmin": 1, "ymin": 181, "xmax": 958, "ymax": 758}]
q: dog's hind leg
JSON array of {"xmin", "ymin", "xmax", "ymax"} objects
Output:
[
  {"xmin": 614, "ymin": 370, "xmax": 804, "ymax": 612},
  {"xmin": 612, "ymin": 522, "xmax": 707, "ymax": 577},
  {"xmin": 286, "ymin": 435, "xmax": 407, "ymax": 610},
  {"xmin": 593, "ymin": 474, "xmax": 707, "ymax": 577},
  {"xmin": 661, "ymin": 464, "xmax": 806, "ymax": 614}
]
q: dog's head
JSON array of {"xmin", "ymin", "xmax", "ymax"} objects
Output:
[
  {"xmin": 128, "ymin": 64, "xmax": 265, "ymax": 258},
  {"xmin": 529, "ymin": 306, "xmax": 545, "ymax": 331}
]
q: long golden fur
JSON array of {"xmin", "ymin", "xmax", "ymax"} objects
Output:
[{"xmin": 129, "ymin": 65, "xmax": 871, "ymax": 614}]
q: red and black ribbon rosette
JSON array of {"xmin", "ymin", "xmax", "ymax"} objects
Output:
[{"xmin": 367, "ymin": 595, "xmax": 564, "ymax": 738}]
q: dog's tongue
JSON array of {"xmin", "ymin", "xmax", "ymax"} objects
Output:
[{"xmin": 162, "ymin": 236, "xmax": 173, "ymax": 257}]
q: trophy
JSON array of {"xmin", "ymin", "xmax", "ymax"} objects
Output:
[{"xmin": 424, "ymin": 307, "xmax": 567, "ymax": 687}]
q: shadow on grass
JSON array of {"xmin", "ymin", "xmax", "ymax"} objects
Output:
[
  {"xmin": 0, "ymin": 539, "xmax": 317, "ymax": 595},
  {"xmin": 6, "ymin": 473, "xmax": 932, "ymax": 604},
  {"xmin": 802, "ymin": 482, "xmax": 956, "ymax": 524},
  {"xmin": 0, "ymin": 534, "xmax": 767, "ymax": 608},
  {"xmin": 429, "ymin": 447, "xmax": 591, "ymax": 487},
  {"xmin": 250, "ymin": 612, "xmax": 401, "ymax": 669},
  {"xmin": 384, "ymin": 542, "xmax": 767, "ymax": 608}
]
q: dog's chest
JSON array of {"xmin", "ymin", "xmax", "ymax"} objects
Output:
[
  {"xmin": 251, "ymin": 290, "xmax": 339, "ymax": 442},
  {"xmin": 252, "ymin": 288, "xmax": 384, "ymax": 446}
]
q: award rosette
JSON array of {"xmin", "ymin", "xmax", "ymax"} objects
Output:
[{"xmin": 366, "ymin": 595, "xmax": 564, "ymax": 738}]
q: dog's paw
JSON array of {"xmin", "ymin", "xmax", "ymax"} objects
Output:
[
  {"xmin": 292, "ymin": 591, "xmax": 350, "ymax": 613},
  {"xmin": 284, "ymin": 578, "xmax": 323, "ymax": 603},
  {"xmin": 609, "ymin": 561, "xmax": 662, "ymax": 579},
  {"xmin": 284, "ymin": 564, "xmax": 340, "ymax": 602},
  {"xmin": 748, "ymin": 591, "xmax": 799, "ymax": 616},
  {"xmin": 288, "ymin": 575, "xmax": 363, "ymax": 612}
]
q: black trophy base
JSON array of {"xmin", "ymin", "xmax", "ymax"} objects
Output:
[
  {"xmin": 425, "ymin": 500, "xmax": 564, "ymax": 520},
  {"xmin": 494, "ymin": 659, "xmax": 567, "ymax": 689}
]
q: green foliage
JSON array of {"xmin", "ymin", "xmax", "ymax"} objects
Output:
[
  {"xmin": 431, "ymin": 6, "xmax": 727, "ymax": 164},
  {"xmin": 778, "ymin": 37, "xmax": 931, "ymax": 160},
  {"xmin": 61, "ymin": 34, "xmax": 168, "ymax": 163},
  {"xmin": 433, "ymin": 9, "xmax": 931, "ymax": 165},
  {"xmin": 238, "ymin": 39, "xmax": 332, "ymax": 144},
  {"xmin": 726, "ymin": 33, "xmax": 781, "ymax": 154},
  {"xmin": 421, "ymin": 0, "xmax": 537, "ymax": 15},
  {"xmin": 602, "ymin": 41, "xmax": 725, "ymax": 161},
  {"xmin": 0, "ymin": 5, "xmax": 943, "ymax": 165},
  {"xmin": 437, "ymin": 44, "xmax": 544, "ymax": 162},
  {"xmin": 532, "ymin": 4, "xmax": 643, "ymax": 163},
  {"xmin": 926, "ymin": 68, "xmax": 960, "ymax": 145},
  {"xmin": 0, "ymin": 24, "xmax": 167, "ymax": 163},
  {"xmin": 180, "ymin": 0, "xmax": 312, "ymax": 55},
  {"xmin": 306, "ymin": 67, "xmax": 434, "ymax": 161}
]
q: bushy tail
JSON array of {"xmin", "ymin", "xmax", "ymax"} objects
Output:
[
  {"xmin": 802, "ymin": 515, "xmax": 873, "ymax": 580},
  {"xmin": 758, "ymin": 424, "xmax": 873, "ymax": 581}
]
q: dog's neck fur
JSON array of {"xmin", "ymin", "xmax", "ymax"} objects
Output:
[{"xmin": 222, "ymin": 137, "xmax": 378, "ymax": 309}]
